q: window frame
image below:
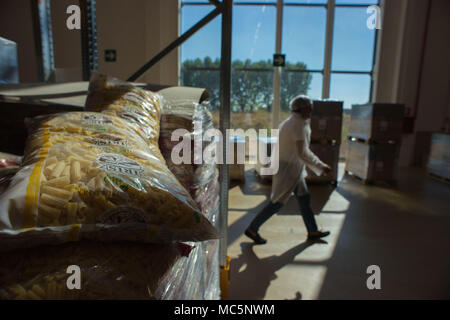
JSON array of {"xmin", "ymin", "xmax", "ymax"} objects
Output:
[{"xmin": 180, "ymin": 0, "xmax": 380, "ymax": 118}]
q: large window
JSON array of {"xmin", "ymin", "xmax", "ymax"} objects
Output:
[{"xmin": 180, "ymin": 0, "xmax": 379, "ymax": 132}]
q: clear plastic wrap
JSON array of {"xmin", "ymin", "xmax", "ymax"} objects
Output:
[
  {"xmin": 85, "ymin": 73, "xmax": 163, "ymax": 145},
  {"xmin": 159, "ymin": 100, "xmax": 217, "ymax": 195},
  {"xmin": 0, "ymin": 75, "xmax": 222, "ymax": 300},
  {"xmin": 0, "ymin": 152, "xmax": 22, "ymax": 195},
  {"xmin": 155, "ymin": 99, "xmax": 221, "ymax": 300},
  {"xmin": 0, "ymin": 241, "xmax": 193, "ymax": 299},
  {"xmin": 0, "ymin": 111, "xmax": 217, "ymax": 251},
  {"xmin": 0, "ymin": 152, "xmax": 21, "ymax": 169}
]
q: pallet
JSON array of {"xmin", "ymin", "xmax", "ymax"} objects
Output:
[
  {"xmin": 345, "ymin": 170, "xmax": 396, "ymax": 187},
  {"xmin": 306, "ymin": 178, "xmax": 338, "ymax": 186},
  {"xmin": 346, "ymin": 136, "xmax": 399, "ymax": 145},
  {"xmin": 254, "ymin": 168, "xmax": 272, "ymax": 184},
  {"xmin": 428, "ymin": 172, "xmax": 450, "ymax": 185},
  {"xmin": 311, "ymin": 138, "xmax": 339, "ymax": 146}
]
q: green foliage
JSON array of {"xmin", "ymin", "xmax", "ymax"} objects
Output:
[{"xmin": 181, "ymin": 57, "xmax": 312, "ymax": 113}]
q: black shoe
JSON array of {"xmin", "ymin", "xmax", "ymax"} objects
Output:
[
  {"xmin": 245, "ymin": 228, "xmax": 267, "ymax": 244},
  {"xmin": 307, "ymin": 230, "xmax": 330, "ymax": 241}
]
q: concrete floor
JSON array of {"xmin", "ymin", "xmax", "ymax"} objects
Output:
[{"xmin": 227, "ymin": 164, "xmax": 450, "ymax": 299}]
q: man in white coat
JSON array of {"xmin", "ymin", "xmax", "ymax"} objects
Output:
[{"xmin": 245, "ymin": 95, "xmax": 331, "ymax": 244}]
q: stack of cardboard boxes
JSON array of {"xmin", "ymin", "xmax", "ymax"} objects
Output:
[
  {"xmin": 255, "ymin": 100, "xmax": 343, "ymax": 185},
  {"xmin": 254, "ymin": 136, "xmax": 277, "ymax": 183},
  {"xmin": 306, "ymin": 100, "xmax": 343, "ymax": 185},
  {"xmin": 229, "ymin": 136, "xmax": 246, "ymax": 182},
  {"xmin": 427, "ymin": 133, "xmax": 450, "ymax": 181},
  {"xmin": 345, "ymin": 103, "xmax": 404, "ymax": 184}
]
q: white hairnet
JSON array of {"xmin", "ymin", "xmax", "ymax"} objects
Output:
[{"xmin": 289, "ymin": 95, "xmax": 312, "ymax": 112}]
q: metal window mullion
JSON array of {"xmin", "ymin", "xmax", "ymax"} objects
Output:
[
  {"xmin": 370, "ymin": 0, "xmax": 383, "ymax": 102},
  {"xmin": 285, "ymin": 69, "xmax": 323, "ymax": 73},
  {"xmin": 284, "ymin": 3, "xmax": 326, "ymax": 7},
  {"xmin": 322, "ymin": 0, "xmax": 335, "ymax": 99},
  {"xmin": 219, "ymin": 0, "xmax": 232, "ymax": 268},
  {"xmin": 272, "ymin": 0, "xmax": 283, "ymax": 129},
  {"xmin": 331, "ymin": 70, "xmax": 372, "ymax": 75},
  {"xmin": 233, "ymin": 2, "xmax": 277, "ymax": 6},
  {"xmin": 129, "ymin": 6, "xmax": 221, "ymax": 81},
  {"xmin": 334, "ymin": 4, "xmax": 374, "ymax": 8}
]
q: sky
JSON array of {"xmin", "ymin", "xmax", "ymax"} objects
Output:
[{"xmin": 180, "ymin": 1, "xmax": 378, "ymax": 108}]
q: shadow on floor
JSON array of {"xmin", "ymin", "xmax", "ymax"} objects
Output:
[
  {"xmin": 228, "ymin": 167, "xmax": 450, "ymax": 299},
  {"xmin": 229, "ymin": 240, "xmax": 326, "ymax": 300},
  {"xmin": 227, "ymin": 169, "xmax": 336, "ymax": 246},
  {"xmin": 316, "ymin": 172, "xmax": 450, "ymax": 299}
]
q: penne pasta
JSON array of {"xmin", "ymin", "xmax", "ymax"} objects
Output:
[
  {"xmin": 40, "ymin": 193, "xmax": 68, "ymax": 208},
  {"xmin": 47, "ymin": 176, "xmax": 70, "ymax": 188},
  {"xmin": 41, "ymin": 185, "xmax": 73, "ymax": 201},
  {"xmin": 70, "ymin": 161, "xmax": 81, "ymax": 183}
]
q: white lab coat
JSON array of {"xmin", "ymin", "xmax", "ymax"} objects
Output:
[{"xmin": 270, "ymin": 113, "xmax": 327, "ymax": 205}]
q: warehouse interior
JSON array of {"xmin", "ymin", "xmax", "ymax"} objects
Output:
[{"xmin": 0, "ymin": 0, "xmax": 449, "ymax": 300}]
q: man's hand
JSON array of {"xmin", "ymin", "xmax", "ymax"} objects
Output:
[{"xmin": 322, "ymin": 164, "xmax": 332, "ymax": 177}]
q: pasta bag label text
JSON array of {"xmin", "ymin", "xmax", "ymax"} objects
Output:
[{"xmin": 96, "ymin": 153, "xmax": 145, "ymax": 178}]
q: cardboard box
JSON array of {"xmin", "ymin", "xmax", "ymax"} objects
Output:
[
  {"xmin": 255, "ymin": 138, "xmax": 339, "ymax": 184},
  {"xmin": 427, "ymin": 133, "xmax": 450, "ymax": 180},
  {"xmin": 306, "ymin": 143, "xmax": 339, "ymax": 183},
  {"xmin": 228, "ymin": 136, "xmax": 246, "ymax": 181},
  {"xmin": 0, "ymin": 37, "xmax": 19, "ymax": 83},
  {"xmin": 311, "ymin": 100, "xmax": 343, "ymax": 143},
  {"xmin": 253, "ymin": 136, "xmax": 277, "ymax": 183},
  {"xmin": 346, "ymin": 140, "xmax": 399, "ymax": 182},
  {"xmin": 348, "ymin": 103, "xmax": 404, "ymax": 143},
  {"xmin": 229, "ymin": 163, "xmax": 245, "ymax": 181}
]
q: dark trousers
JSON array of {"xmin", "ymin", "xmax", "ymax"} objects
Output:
[{"xmin": 248, "ymin": 179, "xmax": 318, "ymax": 233}]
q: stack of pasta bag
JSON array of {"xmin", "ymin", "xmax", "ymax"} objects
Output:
[
  {"xmin": 345, "ymin": 103, "xmax": 404, "ymax": 184},
  {"xmin": 306, "ymin": 100, "xmax": 343, "ymax": 185},
  {"xmin": 157, "ymin": 91, "xmax": 220, "ymax": 299},
  {"xmin": 0, "ymin": 74, "xmax": 220, "ymax": 299}
]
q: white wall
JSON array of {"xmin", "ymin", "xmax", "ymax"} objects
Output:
[
  {"xmin": 95, "ymin": 0, "xmax": 179, "ymax": 85},
  {"xmin": 51, "ymin": 0, "xmax": 83, "ymax": 81},
  {"xmin": 49, "ymin": 0, "xmax": 179, "ymax": 85},
  {"xmin": 0, "ymin": 0, "xmax": 39, "ymax": 82},
  {"xmin": 414, "ymin": 0, "xmax": 450, "ymax": 133},
  {"xmin": 374, "ymin": 0, "xmax": 450, "ymax": 166}
]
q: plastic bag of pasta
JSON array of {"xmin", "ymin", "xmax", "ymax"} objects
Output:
[
  {"xmin": 0, "ymin": 241, "xmax": 194, "ymax": 299},
  {"xmin": 85, "ymin": 73, "xmax": 163, "ymax": 145},
  {"xmin": 0, "ymin": 112, "xmax": 217, "ymax": 251}
]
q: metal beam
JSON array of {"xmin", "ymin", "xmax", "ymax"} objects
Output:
[
  {"xmin": 208, "ymin": 0, "xmax": 221, "ymax": 7},
  {"xmin": 272, "ymin": 0, "xmax": 283, "ymax": 129},
  {"xmin": 30, "ymin": 0, "xmax": 45, "ymax": 82},
  {"xmin": 127, "ymin": 6, "xmax": 222, "ymax": 82},
  {"xmin": 80, "ymin": 0, "xmax": 98, "ymax": 81},
  {"xmin": 218, "ymin": 0, "xmax": 232, "ymax": 268},
  {"xmin": 322, "ymin": 0, "xmax": 335, "ymax": 99}
]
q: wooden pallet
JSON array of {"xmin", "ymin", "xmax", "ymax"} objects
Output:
[
  {"xmin": 254, "ymin": 168, "xmax": 272, "ymax": 184},
  {"xmin": 305, "ymin": 178, "xmax": 338, "ymax": 186},
  {"xmin": 346, "ymin": 136, "xmax": 399, "ymax": 145},
  {"xmin": 345, "ymin": 170, "xmax": 396, "ymax": 187},
  {"xmin": 428, "ymin": 172, "xmax": 450, "ymax": 185},
  {"xmin": 311, "ymin": 138, "xmax": 339, "ymax": 145}
]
